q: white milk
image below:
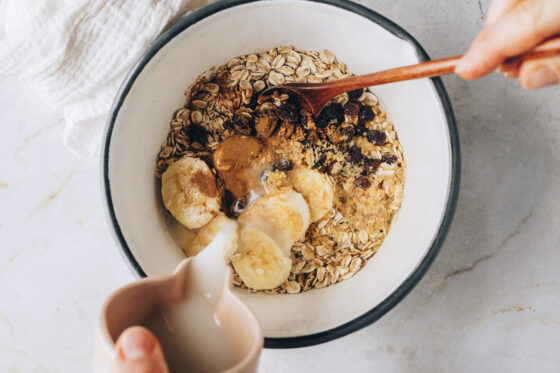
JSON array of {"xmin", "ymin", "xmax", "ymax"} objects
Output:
[{"xmin": 143, "ymin": 223, "xmax": 243, "ymax": 373}]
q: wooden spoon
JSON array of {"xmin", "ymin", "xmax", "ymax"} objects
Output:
[{"xmin": 263, "ymin": 36, "xmax": 560, "ymax": 117}]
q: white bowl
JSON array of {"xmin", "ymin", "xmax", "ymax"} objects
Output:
[{"xmin": 102, "ymin": 0, "xmax": 460, "ymax": 348}]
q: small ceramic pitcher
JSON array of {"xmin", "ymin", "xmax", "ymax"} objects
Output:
[{"xmin": 92, "ymin": 258, "xmax": 263, "ymax": 372}]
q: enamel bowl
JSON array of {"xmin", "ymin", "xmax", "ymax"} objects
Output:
[{"xmin": 102, "ymin": 0, "xmax": 460, "ymax": 348}]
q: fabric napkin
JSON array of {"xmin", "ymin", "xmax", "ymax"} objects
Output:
[{"xmin": 0, "ymin": 0, "xmax": 211, "ymax": 158}]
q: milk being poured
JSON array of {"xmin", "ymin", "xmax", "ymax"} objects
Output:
[{"xmin": 143, "ymin": 223, "xmax": 244, "ymax": 373}]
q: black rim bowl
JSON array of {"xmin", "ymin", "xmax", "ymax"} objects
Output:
[{"xmin": 102, "ymin": 0, "xmax": 461, "ymax": 349}]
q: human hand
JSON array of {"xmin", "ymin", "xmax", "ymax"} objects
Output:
[
  {"xmin": 456, "ymin": 0, "xmax": 560, "ymax": 89},
  {"xmin": 111, "ymin": 326, "xmax": 169, "ymax": 373}
]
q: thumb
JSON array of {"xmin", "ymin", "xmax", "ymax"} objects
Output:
[
  {"xmin": 519, "ymin": 55, "xmax": 560, "ymax": 89},
  {"xmin": 112, "ymin": 326, "xmax": 169, "ymax": 373}
]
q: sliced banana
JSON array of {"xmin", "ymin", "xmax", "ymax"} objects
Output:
[
  {"xmin": 161, "ymin": 156, "xmax": 220, "ymax": 229},
  {"xmin": 239, "ymin": 188, "xmax": 310, "ymax": 252},
  {"xmin": 232, "ymin": 225, "xmax": 292, "ymax": 290},
  {"xmin": 187, "ymin": 213, "xmax": 238, "ymax": 260},
  {"xmin": 290, "ymin": 167, "xmax": 334, "ymax": 222}
]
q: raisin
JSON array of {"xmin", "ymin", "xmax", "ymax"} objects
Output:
[
  {"xmin": 186, "ymin": 124, "xmax": 208, "ymax": 144},
  {"xmin": 347, "ymin": 89, "xmax": 364, "ymax": 99},
  {"xmin": 340, "ymin": 125, "xmax": 355, "ymax": 142},
  {"xmin": 315, "ymin": 112, "xmax": 330, "ymax": 128},
  {"xmin": 382, "ymin": 155, "xmax": 397, "ymax": 164},
  {"xmin": 363, "ymin": 158, "xmax": 382, "ymax": 174},
  {"xmin": 354, "ymin": 176, "xmax": 371, "ymax": 189},
  {"xmin": 323, "ymin": 103, "xmax": 344, "ymax": 124},
  {"xmin": 358, "ymin": 105, "xmax": 374, "ymax": 125},
  {"xmin": 348, "ymin": 146, "xmax": 363, "ymax": 164},
  {"xmin": 343, "ymin": 101, "xmax": 360, "ymax": 120},
  {"xmin": 275, "ymin": 158, "xmax": 294, "ymax": 171},
  {"xmin": 366, "ymin": 130, "xmax": 386, "ymax": 145}
]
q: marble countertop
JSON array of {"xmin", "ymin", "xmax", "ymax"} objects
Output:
[{"xmin": 1, "ymin": 0, "xmax": 559, "ymax": 371}]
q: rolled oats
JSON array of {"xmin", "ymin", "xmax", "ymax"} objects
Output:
[{"xmin": 156, "ymin": 46, "xmax": 406, "ymax": 294}]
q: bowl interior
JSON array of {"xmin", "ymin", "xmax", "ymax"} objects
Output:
[{"xmin": 106, "ymin": 0, "xmax": 453, "ymax": 340}]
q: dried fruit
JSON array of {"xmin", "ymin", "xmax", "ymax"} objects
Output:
[
  {"xmin": 186, "ymin": 124, "xmax": 208, "ymax": 144},
  {"xmin": 347, "ymin": 88, "xmax": 363, "ymax": 99},
  {"xmin": 343, "ymin": 101, "xmax": 360, "ymax": 121},
  {"xmin": 382, "ymin": 155, "xmax": 397, "ymax": 164},
  {"xmin": 354, "ymin": 176, "xmax": 371, "ymax": 189},
  {"xmin": 362, "ymin": 158, "xmax": 382, "ymax": 174},
  {"xmin": 358, "ymin": 105, "xmax": 374, "ymax": 125},
  {"xmin": 348, "ymin": 146, "xmax": 363, "ymax": 164},
  {"xmin": 366, "ymin": 130, "xmax": 386, "ymax": 145},
  {"xmin": 340, "ymin": 125, "xmax": 355, "ymax": 142}
]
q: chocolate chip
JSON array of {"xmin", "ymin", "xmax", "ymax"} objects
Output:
[
  {"xmin": 363, "ymin": 158, "xmax": 382, "ymax": 174},
  {"xmin": 354, "ymin": 176, "xmax": 371, "ymax": 189},
  {"xmin": 347, "ymin": 89, "xmax": 363, "ymax": 99},
  {"xmin": 382, "ymin": 155, "xmax": 397, "ymax": 164},
  {"xmin": 358, "ymin": 106, "xmax": 374, "ymax": 125},
  {"xmin": 275, "ymin": 158, "xmax": 294, "ymax": 171},
  {"xmin": 366, "ymin": 130, "xmax": 386, "ymax": 145},
  {"xmin": 343, "ymin": 101, "xmax": 360, "ymax": 120},
  {"xmin": 348, "ymin": 146, "xmax": 363, "ymax": 164}
]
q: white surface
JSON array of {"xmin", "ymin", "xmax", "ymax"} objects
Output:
[
  {"xmin": 107, "ymin": 0, "xmax": 453, "ymax": 338},
  {"xmin": 0, "ymin": 0, "xmax": 198, "ymax": 158},
  {"xmin": 1, "ymin": 0, "xmax": 560, "ymax": 372}
]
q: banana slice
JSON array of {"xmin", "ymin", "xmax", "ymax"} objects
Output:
[
  {"xmin": 161, "ymin": 156, "xmax": 220, "ymax": 229},
  {"xmin": 232, "ymin": 225, "xmax": 292, "ymax": 290},
  {"xmin": 239, "ymin": 188, "xmax": 310, "ymax": 252},
  {"xmin": 187, "ymin": 213, "xmax": 238, "ymax": 260},
  {"xmin": 290, "ymin": 167, "xmax": 334, "ymax": 222}
]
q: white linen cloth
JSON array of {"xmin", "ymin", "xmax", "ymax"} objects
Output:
[{"xmin": 0, "ymin": 0, "xmax": 210, "ymax": 158}]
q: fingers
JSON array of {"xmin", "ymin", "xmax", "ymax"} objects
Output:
[
  {"xmin": 111, "ymin": 326, "xmax": 169, "ymax": 373},
  {"xmin": 457, "ymin": 0, "xmax": 560, "ymax": 79},
  {"xmin": 485, "ymin": 0, "xmax": 522, "ymax": 25},
  {"xmin": 519, "ymin": 55, "xmax": 560, "ymax": 88}
]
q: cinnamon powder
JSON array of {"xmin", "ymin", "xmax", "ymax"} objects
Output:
[
  {"xmin": 192, "ymin": 170, "xmax": 219, "ymax": 198},
  {"xmin": 212, "ymin": 135, "xmax": 267, "ymax": 199}
]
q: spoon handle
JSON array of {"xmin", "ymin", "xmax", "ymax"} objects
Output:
[{"xmin": 331, "ymin": 35, "xmax": 560, "ymax": 92}]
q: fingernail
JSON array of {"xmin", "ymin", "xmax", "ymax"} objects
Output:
[
  {"xmin": 118, "ymin": 327, "xmax": 155, "ymax": 359},
  {"xmin": 454, "ymin": 57, "xmax": 468, "ymax": 74},
  {"xmin": 525, "ymin": 66, "xmax": 558, "ymax": 89},
  {"xmin": 455, "ymin": 54, "xmax": 476, "ymax": 77}
]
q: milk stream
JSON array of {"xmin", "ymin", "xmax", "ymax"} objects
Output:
[{"xmin": 143, "ymin": 223, "xmax": 243, "ymax": 373}]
